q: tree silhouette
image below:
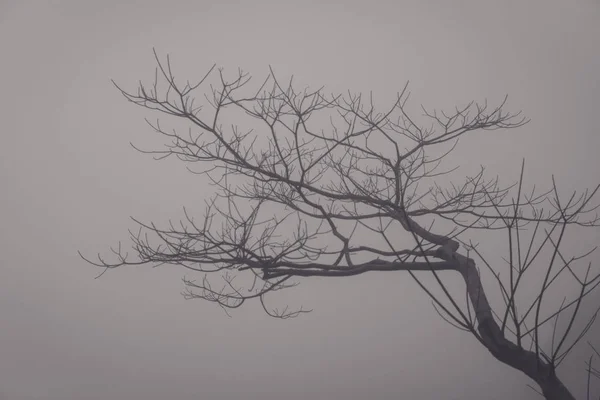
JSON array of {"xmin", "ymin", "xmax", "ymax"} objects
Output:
[{"xmin": 82, "ymin": 51, "xmax": 600, "ymax": 399}]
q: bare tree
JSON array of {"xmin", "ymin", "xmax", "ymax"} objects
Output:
[{"xmin": 82, "ymin": 51, "xmax": 600, "ymax": 400}]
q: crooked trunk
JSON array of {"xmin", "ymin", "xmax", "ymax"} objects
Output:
[
  {"xmin": 537, "ymin": 375, "xmax": 576, "ymax": 400},
  {"xmin": 442, "ymin": 247, "xmax": 576, "ymax": 400}
]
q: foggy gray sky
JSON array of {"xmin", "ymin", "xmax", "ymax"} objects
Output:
[{"xmin": 1, "ymin": 1, "xmax": 599, "ymax": 399}]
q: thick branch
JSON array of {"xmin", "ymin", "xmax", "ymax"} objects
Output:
[{"xmin": 263, "ymin": 258, "xmax": 457, "ymax": 279}]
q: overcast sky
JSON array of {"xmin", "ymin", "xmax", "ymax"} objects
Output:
[{"xmin": 1, "ymin": 1, "xmax": 599, "ymax": 399}]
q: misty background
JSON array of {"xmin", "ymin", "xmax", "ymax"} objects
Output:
[{"xmin": 1, "ymin": 1, "xmax": 599, "ymax": 399}]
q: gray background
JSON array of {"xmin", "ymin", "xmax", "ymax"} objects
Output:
[{"xmin": 1, "ymin": 1, "xmax": 599, "ymax": 399}]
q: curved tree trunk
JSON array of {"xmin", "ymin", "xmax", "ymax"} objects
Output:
[
  {"xmin": 537, "ymin": 375, "xmax": 576, "ymax": 400},
  {"xmin": 436, "ymin": 245, "xmax": 576, "ymax": 400}
]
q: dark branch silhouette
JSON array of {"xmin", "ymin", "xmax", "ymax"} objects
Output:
[{"xmin": 82, "ymin": 50, "xmax": 600, "ymax": 399}]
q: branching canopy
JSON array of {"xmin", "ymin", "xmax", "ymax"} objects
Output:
[{"xmin": 82, "ymin": 51, "xmax": 600, "ymax": 399}]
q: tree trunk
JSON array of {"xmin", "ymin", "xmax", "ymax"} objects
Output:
[
  {"xmin": 443, "ymin": 248, "xmax": 577, "ymax": 400},
  {"xmin": 536, "ymin": 374, "xmax": 576, "ymax": 400}
]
